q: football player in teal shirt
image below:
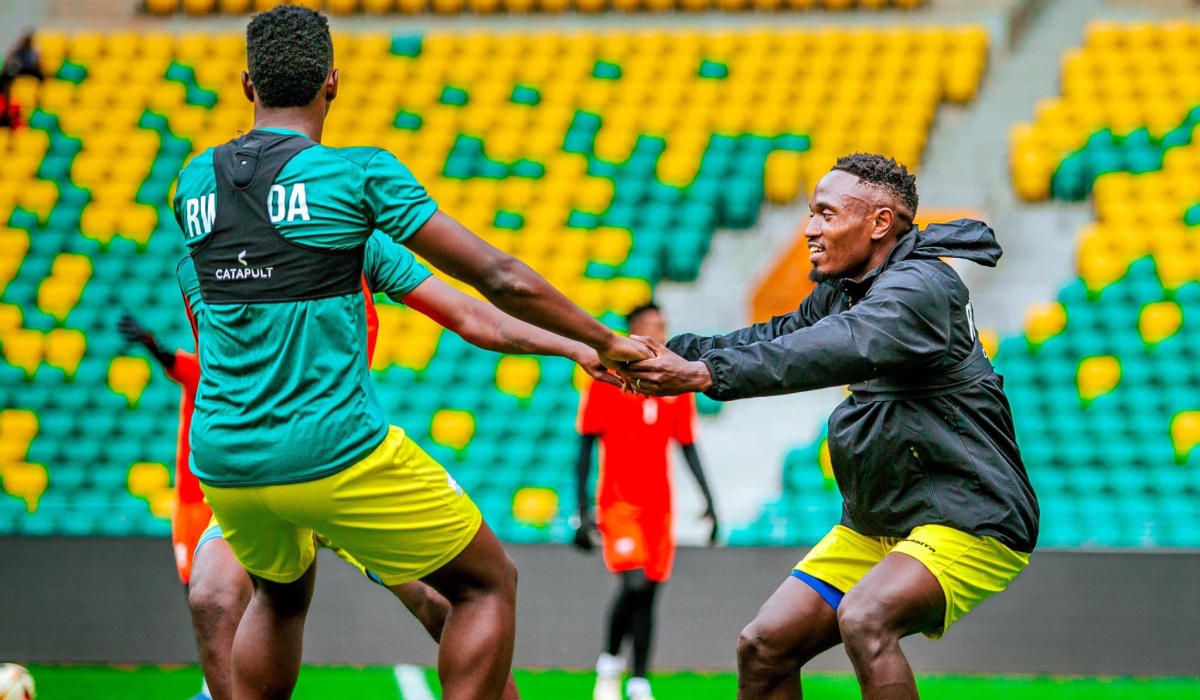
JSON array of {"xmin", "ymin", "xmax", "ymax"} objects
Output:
[{"xmin": 172, "ymin": 7, "xmax": 651, "ymax": 700}]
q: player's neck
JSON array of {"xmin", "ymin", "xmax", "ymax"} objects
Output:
[{"xmin": 252, "ymin": 106, "xmax": 325, "ymax": 144}]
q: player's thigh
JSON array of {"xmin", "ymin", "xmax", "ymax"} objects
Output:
[
  {"xmin": 639, "ymin": 510, "xmax": 675, "ymax": 583},
  {"xmin": 793, "ymin": 525, "xmax": 890, "ymax": 597},
  {"xmin": 418, "ymin": 520, "xmax": 516, "ymax": 605},
  {"xmin": 200, "ymin": 482, "xmax": 315, "ymax": 584},
  {"xmin": 598, "ymin": 504, "xmax": 649, "ymax": 574},
  {"xmin": 740, "ymin": 576, "xmax": 842, "ymax": 668},
  {"xmin": 189, "ymin": 527, "xmax": 252, "ymax": 611},
  {"xmin": 887, "ymin": 524, "xmax": 1030, "ymax": 639},
  {"xmin": 267, "ymin": 427, "xmax": 483, "ymax": 587},
  {"xmin": 838, "ymin": 550, "xmax": 945, "ymax": 640}
]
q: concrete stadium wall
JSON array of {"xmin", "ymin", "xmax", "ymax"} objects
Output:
[{"xmin": 2, "ymin": 537, "xmax": 1198, "ymax": 676}]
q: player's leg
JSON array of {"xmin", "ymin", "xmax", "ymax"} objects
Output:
[
  {"xmin": 736, "ymin": 577, "xmax": 841, "ymax": 700},
  {"xmin": 233, "ymin": 564, "xmax": 318, "ymax": 700},
  {"xmin": 624, "ymin": 570, "xmax": 659, "ymax": 699},
  {"xmin": 594, "ymin": 504, "xmax": 649, "ymax": 699},
  {"xmin": 626, "ymin": 509, "xmax": 672, "ymax": 700},
  {"xmin": 279, "ymin": 429, "xmax": 514, "ymax": 700},
  {"xmin": 738, "ymin": 525, "xmax": 885, "ymax": 700},
  {"xmin": 410, "ymin": 520, "xmax": 517, "ymax": 700},
  {"xmin": 839, "ymin": 525, "xmax": 1030, "ymax": 700},
  {"xmin": 199, "ymin": 482, "xmax": 318, "ymax": 700},
  {"xmin": 188, "ymin": 529, "xmax": 252, "ymax": 700},
  {"xmin": 389, "ymin": 581, "xmax": 523, "ymax": 700}
]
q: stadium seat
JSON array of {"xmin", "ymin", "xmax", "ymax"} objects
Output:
[
  {"xmin": 430, "ymin": 409, "xmax": 475, "ymax": 451},
  {"xmin": 512, "ymin": 487, "xmax": 558, "ymax": 526}
]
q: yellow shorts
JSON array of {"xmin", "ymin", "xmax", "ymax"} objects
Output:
[
  {"xmin": 196, "ymin": 516, "xmax": 387, "ymax": 586},
  {"xmin": 794, "ymin": 524, "xmax": 1030, "ymax": 639},
  {"xmin": 201, "ymin": 426, "xmax": 482, "ymax": 586}
]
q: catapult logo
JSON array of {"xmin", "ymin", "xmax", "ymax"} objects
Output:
[{"xmin": 214, "ymin": 250, "xmax": 275, "ymax": 281}]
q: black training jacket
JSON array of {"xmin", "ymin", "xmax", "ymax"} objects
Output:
[{"xmin": 669, "ymin": 220, "xmax": 1039, "ymax": 552}]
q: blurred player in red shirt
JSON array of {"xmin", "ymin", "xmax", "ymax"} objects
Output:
[
  {"xmin": 574, "ymin": 303, "xmax": 718, "ymax": 700},
  {"xmin": 118, "ymin": 315, "xmax": 207, "ymax": 584}
]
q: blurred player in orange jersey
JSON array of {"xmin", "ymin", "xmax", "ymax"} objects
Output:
[
  {"xmin": 118, "ymin": 314, "xmax": 207, "ymax": 585},
  {"xmin": 573, "ymin": 303, "xmax": 718, "ymax": 700}
]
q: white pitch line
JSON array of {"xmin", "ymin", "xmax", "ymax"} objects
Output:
[{"xmin": 394, "ymin": 664, "xmax": 436, "ymax": 700}]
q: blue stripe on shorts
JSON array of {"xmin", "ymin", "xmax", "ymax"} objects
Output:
[
  {"xmin": 790, "ymin": 569, "xmax": 846, "ymax": 612},
  {"xmin": 194, "ymin": 524, "xmax": 224, "ymax": 559}
]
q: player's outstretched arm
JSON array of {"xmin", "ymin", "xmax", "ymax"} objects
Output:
[
  {"xmin": 680, "ymin": 443, "xmax": 719, "ymax": 546},
  {"xmin": 572, "ymin": 433, "xmax": 599, "ymax": 553},
  {"xmin": 404, "ymin": 212, "xmax": 651, "ymax": 368},
  {"xmin": 117, "ymin": 313, "xmax": 177, "ymax": 370},
  {"xmin": 667, "ymin": 288, "xmax": 831, "ymax": 361},
  {"xmin": 402, "ymin": 276, "xmax": 620, "ymax": 387}
]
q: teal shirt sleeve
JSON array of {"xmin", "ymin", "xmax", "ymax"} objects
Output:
[
  {"xmin": 361, "ymin": 150, "xmax": 438, "ymax": 244},
  {"xmin": 364, "ymin": 231, "xmax": 433, "ymax": 303}
]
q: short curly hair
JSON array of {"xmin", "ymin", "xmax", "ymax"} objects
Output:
[
  {"xmin": 246, "ymin": 5, "xmax": 333, "ymax": 109},
  {"xmin": 832, "ymin": 153, "xmax": 919, "ymax": 219}
]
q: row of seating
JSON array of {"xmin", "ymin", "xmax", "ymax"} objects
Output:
[
  {"xmin": 143, "ymin": 0, "xmax": 923, "ymax": 15},
  {"xmin": 1, "ymin": 26, "xmax": 981, "ymax": 538}
]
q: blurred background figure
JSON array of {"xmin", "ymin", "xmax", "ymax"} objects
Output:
[{"xmin": 574, "ymin": 303, "xmax": 717, "ymax": 700}]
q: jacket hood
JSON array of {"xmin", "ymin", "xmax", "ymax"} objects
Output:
[{"xmin": 898, "ymin": 218, "xmax": 1002, "ymax": 268}]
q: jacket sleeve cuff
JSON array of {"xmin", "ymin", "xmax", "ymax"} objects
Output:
[{"xmin": 699, "ymin": 354, "xmax": 731, "ymax": 401}]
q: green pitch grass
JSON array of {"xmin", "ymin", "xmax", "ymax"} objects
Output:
[{"xmin": 26, "ymin": 665, "xmax": 1199, "ymax": 699}]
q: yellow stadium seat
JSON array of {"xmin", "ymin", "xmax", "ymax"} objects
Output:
[
  {"xmin": 0, "ymin": 306, "xmax": 22, "ymax": 333},
  {"xmin": 430, "ymin": 409, "xmax": 475, "ymax": 451},
  {"xmin": 292, "ymin": 0, "xmax": 322, "ymax": 7},
  {"xmin": 431, "ymin": 0, "xmax": 465, "ymax": 12},
  {"xmin": 765, "ymin": 151, "xmax": 805, "ymax": 204},
  {"xmin": 576, "ymin": 0, "xmax": 608, "ymax": 12},
  {"xmin": 254, "ymin": 0, "xmax": 286, "ymax": 10},
  {"xmin": 218, "ymin": 0, "xmax": 254, "ymax": 10},
  {"xmin": 0, "ymin": 410, "xmax": 38, "ymax": 444},
  {"xmin": 37, "ymin": 279, "xmax": 82, "ymax": 323},
  {"xmin": 496, "ymin": 356, "xmax": 541, "ymax": 400},
  {"xmin": 1024, "ymin": 302, "xmax": 1066, "ymax": 345},
  {"xmin": 2, "ymin": 330, "xmax": 42, "ymax": 377},
  {"xmin": 1170, "ymin": 410, "xmax": 1200, "ymax": 462},
  {"xmin": 512, "ymin": 487, "xmax": 558, "ymax": 527},
  {"xmin": 44, "ymin": 329, "xmax": 86, "ymax": 377},
  {"xmin": 589, "ymin": 227, "xmax": 633, "ymax": 266},
  {"xmin": 1139, "ymin": 301, "xmax": 1183, "ymax": 345},
  {"xmin": 0, "ymin": 463, "xmax": 47, "ymax": 512},
  {"xmin": 1077, "ymin": 356, "xmax": 1120, "ymax": 403},
  {"xmin": 51, "ymin": 253, "xmax": 92, "ymax": 282},
  {"xmin": 183, "ymin": 0, "xmax": 217, "ymax": 14},
  {"xmin": 328, "ymin": 0, "xmax": 360, "ymax": 10},
  {"xmin": 149, "ymin": 488, "xmax": 176, "ymax": 519},
  {"xmin": 145, "ymin": 0, "xmax": 180, "ymax": 12},
  {"xmin": 128, "ymin": 462, "xmax": 171, "ymax": 498},
  {"xmin": 108, "ymin": 356, "xmax": 152, "ymax": 407}
]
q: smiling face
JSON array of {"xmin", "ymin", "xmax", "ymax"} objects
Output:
[{"xmin": 804, "ymin": 170, "xmax": 910, "ymax": 283}]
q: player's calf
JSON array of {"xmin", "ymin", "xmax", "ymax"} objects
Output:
[{"xmin": 188, "ymin": 537, "xmax": 253, "ymax": 700}]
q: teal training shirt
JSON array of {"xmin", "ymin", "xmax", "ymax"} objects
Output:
[{"xmin": 174, "ymin": 128, "xmax": 437, "ymax": 487}]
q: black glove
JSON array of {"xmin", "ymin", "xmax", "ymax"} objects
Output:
[
  {"xmin": 118, "ymin": 313, "xmax": 156, "ymax": 351},
  {"xmin": 572, "ymin": 512, "xmax": 596, "ymax": 553},
  {"xmin": 702, "ymin": 505, "xmax": 719, "ymax": 546}
]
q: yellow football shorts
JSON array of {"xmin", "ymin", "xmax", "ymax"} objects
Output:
[
  {"xmin": 794, "ymin": 524, "xmax": 1030, "ymax": 639},
  {"xmin": 200, "ymin": 426, "xmax": 482, "ymax": 586},
  {"xmin": 196, "ymin": 516, "xmax": 387, "ymax": 586}
]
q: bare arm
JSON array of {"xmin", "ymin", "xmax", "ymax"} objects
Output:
[
  {"xmin": 402, "ymin": 276, "xmax": 619, "ymax": 386},
  {"xmin": 404, "ymin": 212, "xmax": 650, "ymax": 365}
]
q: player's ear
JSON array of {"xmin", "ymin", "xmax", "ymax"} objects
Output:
[
  {"xmin": 241, "ymin": 71, "xmax": 255, "ymax": 104},
  {"xmin": 325, "ymin": 69, "xmax": 339, "ymax": 102},
  {"xmin": 870, "ymin": 207, "xmax": 894, "ymax": 241}
]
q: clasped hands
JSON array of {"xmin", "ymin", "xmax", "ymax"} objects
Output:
[{"xmin": 596, "ymin": 335, "xmax": 713, "ymax": 397}]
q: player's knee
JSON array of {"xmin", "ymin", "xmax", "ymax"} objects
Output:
[
  {"xmin": 736, "ymin": 623, "xmax": 794, "ymax": 677},
  {"xmin": 837, "ymin": 595, "xmax": 894, "ymax": 659},
  {"xmin": 188, "ymin": 576, "xmax": 247, "ymax": 628}
]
